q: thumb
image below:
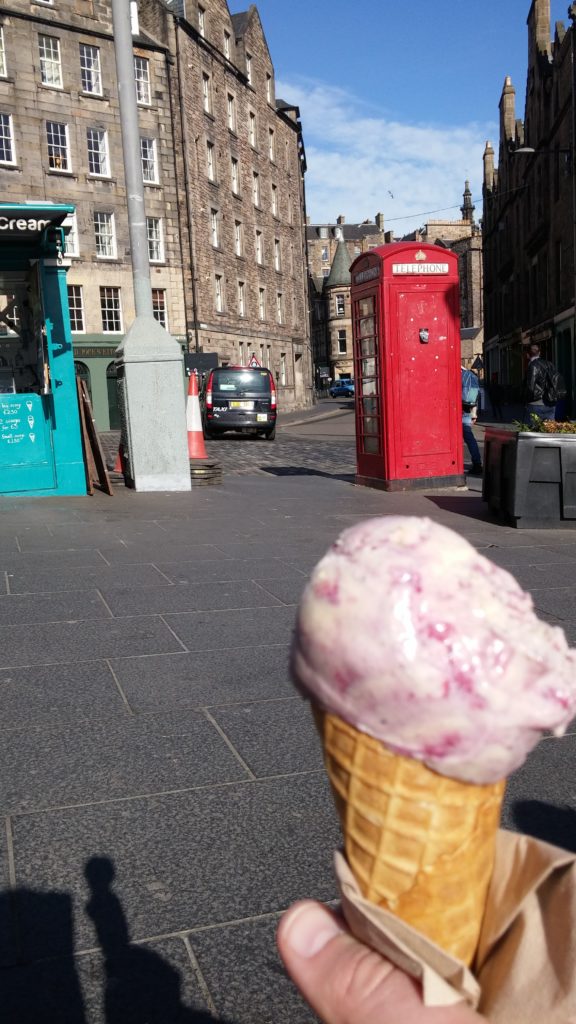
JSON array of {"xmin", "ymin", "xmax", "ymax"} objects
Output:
[{"xmin": 277, "ymin": 901, "xmax": 486, "ymax": 1024}]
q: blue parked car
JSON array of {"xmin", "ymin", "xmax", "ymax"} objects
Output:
[{"xmin": 329, "ymin": 380, "xmax": 355, "ymax": 398}]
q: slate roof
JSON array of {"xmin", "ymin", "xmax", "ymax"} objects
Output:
[
  {"xmin": 324, "ymin": 239, "xmax": 351, "ymax": 288},
  {"xmin": 306, "ymin": 222, "xmax": 383, "ymax": 242},
  {"xmin": 231, "ymin": 11, "xmax": 250, "ymax": 37}
]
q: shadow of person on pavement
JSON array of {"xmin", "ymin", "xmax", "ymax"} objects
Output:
[
  {"xmin": 85, "ymin": 857, "xmax": 225, "ymax": 1024},
  {"xmin": 511, "ymin": 800, "xmax": 576, "ymax": 854},
  {"xmin": 0, "ymin": 886, "xmax": 87, "ymax": 1023}
]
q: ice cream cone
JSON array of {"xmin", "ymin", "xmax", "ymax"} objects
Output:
[{"xmin": 313, "ymin": 706, "xmax": 505, "ymax": 966}]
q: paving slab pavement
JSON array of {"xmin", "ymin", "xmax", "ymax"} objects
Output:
[{"xmin": 1, "ymin": 467, "xmax": 576, "ymax": 1022}]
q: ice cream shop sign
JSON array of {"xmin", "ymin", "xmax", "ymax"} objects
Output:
[{"xmin": 0, "ymin": 215, "xmax": 53, "ymax": 239}]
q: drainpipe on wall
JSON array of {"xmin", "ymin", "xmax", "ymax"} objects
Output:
[{"xmin": 175, "ymin": 20, "xmax": 201, "ymax": 354}]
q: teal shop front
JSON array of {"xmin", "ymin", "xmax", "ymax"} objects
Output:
[{"xmin": 0, "ymin": 204, "xmax": 86, "ymax": 497}]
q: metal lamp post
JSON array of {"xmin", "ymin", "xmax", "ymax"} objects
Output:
[{"xmin": 111, "ymin": 0, "xmax": 191, "ymax": 492}]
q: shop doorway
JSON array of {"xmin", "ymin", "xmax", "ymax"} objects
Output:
[{"xmin": 106, "ymin": 361, "xmax": 121, "ymax": 429}]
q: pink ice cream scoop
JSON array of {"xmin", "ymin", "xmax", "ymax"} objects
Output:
[{"xmin": 291, "ymin": 516, "xmax": 576, "ymax": 784}]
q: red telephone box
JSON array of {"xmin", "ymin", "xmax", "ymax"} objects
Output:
[{"xmin": 351, "ymin": 242, "xmax": 464, "ymax": 490}]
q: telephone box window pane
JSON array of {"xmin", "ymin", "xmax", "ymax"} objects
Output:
[
  {"xmin": 361, "ymin": 379, "xmax": 378, "ymax": 396},
  {"xmin": 359, "ymin": 316, "xmax": 375, "ymax": 337},
  {"xmin": 359, "ymin": 297, "xmax": 374, "ymax": 316},
  {"xmin": 362, "ymin": 397, "xmax": 379, "ymax": 416},
  {"xmin": 363, "ymin": 416, "xmax": 379, "ymax": 435},
  {"xmin": 361, "ymin": 337, "xmax": 376, "ymax": 357},
  {"xmin": 361, "ymin": 357, "xmax": 376, "ymax": 377},
  {"xmin": 363, "ymin": 436, "xmax": 380, "ymax": 454}
]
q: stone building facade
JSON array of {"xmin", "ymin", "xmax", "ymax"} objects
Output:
[
  {"xmin": 482, "ymin": 0, "xmax": 575, "ymax": 404},
  {"xmin": 0, "ymin": 0, "xmax": 185, "ymax": 428},
  {"xmin": 0, "ymin": 0, "xmax": 312, "ymax": 428},
  {"xmin": 307, "ymin": 214, "xmax": 386, "ymax": 387},
  {"xmin": 145, "ymin": 0, "xmax": 312, "ymax": 409}
]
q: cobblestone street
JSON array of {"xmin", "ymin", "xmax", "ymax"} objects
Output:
[{"xmin": 101, "ymin": 430, "xmax": 357, "ymax": 478}]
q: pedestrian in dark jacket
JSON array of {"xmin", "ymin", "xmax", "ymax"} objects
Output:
[{"xmin": 523, "ymin": 343, "xmax": 557, "ymax": 422}]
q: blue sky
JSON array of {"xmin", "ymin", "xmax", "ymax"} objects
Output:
[{"xmin": 229, "ymin": 0, "xmax": 568, "ymax": 232}]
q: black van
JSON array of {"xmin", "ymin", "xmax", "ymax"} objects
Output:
[{"xmin": 202, "ymin": 366, "xmax": 277, "ymax": 439}]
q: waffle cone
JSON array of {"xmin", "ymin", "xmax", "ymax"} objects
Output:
[{"xmin": 313, "ymin": 707, "xmax": 505, "ymax": 965}]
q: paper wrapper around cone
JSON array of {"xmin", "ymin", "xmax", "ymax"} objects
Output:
[{"xmin": 313, "ymin": 706, "xmax": 505, "ymax": 966}]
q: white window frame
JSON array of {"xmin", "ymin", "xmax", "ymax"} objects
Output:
[
  {"xmin": 227, "ymin": 93, "xmax": 236, "ymax": 132},
  {"xmin": 245, "ymin": 52, "xmax": 252, "ymax": 85},
  {"xmin": 152, "ymin": 288, "xmax": 168, "ymax": 329},
  {"xmin": 100, "ymin": 286, "xmax": 123, "ymax": 332},
  {"xmin": 87, "ymin": 127, "xmax": 110, "ymax": 177},
  {"xmin": 64, "ymin": 212, "xmax": 79, "ymax": 256},
  {"xmin": 231, "ymin": 156, "xmax": 240, "ymax": 194},
  {"xmin": 268, "ymin": 128, "xmax": 275, "ymax": 162},
  {"xmin": 39, "ymin": 35, "xmax": 63, "ymax": 89},
  {"xmin": 210, "ymin": 208, "xmax": 219, "ymax": 248},
  {"xmin": 280, "ymin": 352, "xmax": 286, "ymax": 386},
  {"xmin": 238, "ymin": 280, "xmax": 246, "ymax": 317},
  {"xmin": 67, "ymin": 284, "xmax": 85, "ymax": 333},
  {"xmin": 252, "ymin": 171, "xmax": 260, "ymax": 207},
  {"xmin": 321, "ymin": 245, "xmax": 329, "ymax": 262},
  {"xmin": 271, "ymin": 183, "xmax": 278, "ymax": 217},
  {"xmin": 223, "ymin": 30, "xmax": 231, "ymax": 59},
  {"xmin": 255, "ymin": 230, "xmax": 263, "ymax": 265},
  {"xmin": 336, "ymin": 293, "xmax": 346, "ymax": 316},
  {"xmin": 249, "ymin": 110, "xmax": 257, "ymax": 147},
  {"xmin": 266, "ymin": 73, "xmax": 272, "ymax": 104},
  {"xmin": 0, "ymin": 113, "xmax": 16, "ymax": 165},
  {"xmin": 80, "ymin": 43, "xmax": 102, "ymax": 96},
  {"xmin": 234, "ymin": 219, "xmax": 242, "ymax": 257},
  {"xmin": 140, "ymin": 137, "xmax": 159, "ymax": 183},
  {"xmin": 134, "ymin": 56, "xmax": 151, "ymax": 105},
  {"xmin": 198, "ymin": 4, "xmax": 205, "ymax": 37},
  {"xmin": 338, "ymin": 329, "xmax": 347, "ymax": 354},
  {"xmin": 146, "ymin": 216, "xmax": 164, "ymax": 263},
  {"xmin": 0, "ymin": 28, "xmax": 7, "ymax": 79},
  {"xmin": 46, "ymin": 120, "xmax": 70, "ymax": 172},
  {"xmin": 202, "ymin": 72, "xmax": 212, "ymax": 114},
  {"xmin": 276, "ymin": 292, "xmax": 283, "ymax": 324},
  {"xmin": 258, "ymin": 286, "xmax": 265, "ymax": 321},
  {"xmin": 215, "ymin": 274, "xmax": 224, "ymax": 312},
  {"xmin": 274, "ymin": 238, "xmax": 281, "ymax": 272},
  {"xmin": 94, "ymin": 211, "xmax": 117, "ymax": 259},
  {"xmin": 206, "ymin": 140, "xmax": 215, "ymax": 181}
]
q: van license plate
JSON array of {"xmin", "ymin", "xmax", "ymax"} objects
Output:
[
  {"xmin": 230, "ymin": 400, "xmax": 254, "ymax": 409},
  {"xmin": 256, "ymin": 413, "xmax": 268, "ymax": 422}
]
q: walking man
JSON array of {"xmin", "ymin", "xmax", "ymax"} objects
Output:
[
  {"xmin": 523, "ymin": 342, "xmax": 565, "ymax": 422},
  {"xmin": 461, "ymin": 365, "xmax": 482, "ymax": 476}
]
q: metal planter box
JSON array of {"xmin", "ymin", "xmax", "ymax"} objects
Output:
[{"xmin": 483, "ymin": 427, "xmax": 576, "ymax": 528}]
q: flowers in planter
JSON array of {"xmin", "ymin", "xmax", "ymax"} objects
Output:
[{"xmin": 515, "ymin": 414, "xmax": 576, "ymax": 434}]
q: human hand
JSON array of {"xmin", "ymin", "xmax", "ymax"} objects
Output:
[{"xmin": 277, "ymin": 901, "xmax": 487, "ymax": 1024}]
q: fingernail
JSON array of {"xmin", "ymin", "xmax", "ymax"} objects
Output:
[{"xmin": 283, "ymin": 903, "xmax": 344, "ymax": 958}]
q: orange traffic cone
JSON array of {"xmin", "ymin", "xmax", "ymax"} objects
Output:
[
  {"xmin": 113, "ymin": 443, "xmax": 124, "ymax": 473},
  {"xmin": 186, "ymin": 372, "xmax": 208, "ymax": 460}
]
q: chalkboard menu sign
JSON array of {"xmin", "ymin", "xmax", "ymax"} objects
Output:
[{"xmin": 0, "ymin": 395, "xmax": 49, "ymax": 464}]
